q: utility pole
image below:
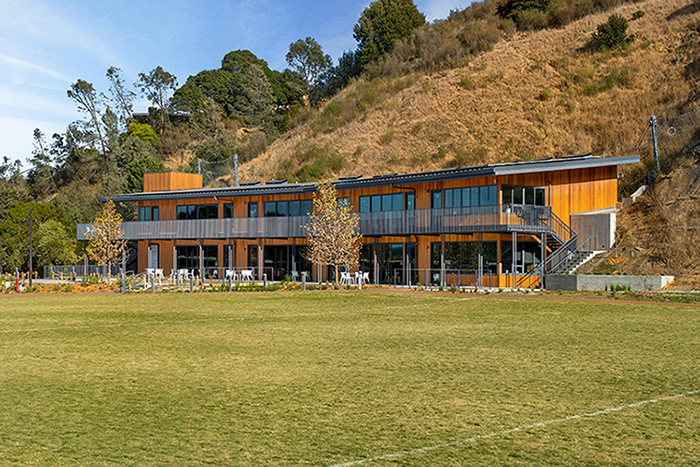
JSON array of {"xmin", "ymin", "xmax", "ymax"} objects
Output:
[
  {"xmin": 234, "ymin": 154, "xmax": 239, "ymax": 187},
  {"xmin": 23, "ymin": 208, "xmax": 37, "ymax": 287},
  {"xmin": 650, "ymin": 115, "xmax": 660, "ymax": 173}
]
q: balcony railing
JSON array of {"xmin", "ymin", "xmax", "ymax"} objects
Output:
[{"xmin": 77, "ymin": 205, "xmax": 556, "ymax": 241}]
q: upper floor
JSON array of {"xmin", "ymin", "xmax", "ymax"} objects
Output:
[{"xmin": 77, "ymin": 154, "xmax": 639, "ymax": 241}]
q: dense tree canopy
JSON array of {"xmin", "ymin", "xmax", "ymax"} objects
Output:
[
  {"xmin": 353, "ymin": 0, "xmax": 426, "ymax": 65},
  {"xmin": 286, "ymin": 37, "xmax": 332, "ymax": 102}
]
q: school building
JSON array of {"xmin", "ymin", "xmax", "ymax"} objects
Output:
[{"xmin": 77, "ymin": 153, "xmax": 639, "ymax": 288}]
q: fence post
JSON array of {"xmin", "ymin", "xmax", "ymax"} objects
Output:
[
  {"xmin": 228, "ymin": 275, "xmax": 232, "ymax": 292},
  {"xmin": 189, "ymin": 276, "xmax": 193, "ymax": 293},
  {"xmin": 302, "ymin": 272, "xmax": 306, "ymax": 291},
  {"xmin": 151, "ymin": 273, "xmax": 155, "ymax": 294},
  {"xmin": 263, "ymin": 273, "xmax": 267, "ymax": 291}
]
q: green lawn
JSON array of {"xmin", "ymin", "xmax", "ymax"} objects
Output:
[{"xmin": 0, "ymin": 291, "xmax": 698, "ymax": 466}]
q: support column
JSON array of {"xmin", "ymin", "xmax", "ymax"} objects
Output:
[
  {"xmin": 440, "ymin": 234, "xmax": 445, "ymax": 287},
  {"xmin": 540, "ymin": 235, "xmax": 546, "ymax": 289},
  {"xmin": 199, "ymin": 241, "xmax": 204, "ymax": 283},
  {"xmin": 512, "ymin": 232, "xmax": 517, "ymax": 289},
  {"xmin": 258, "ymin": 238, "xmax": 263, "ymax": 281},
  {"xmin": 478, "ymin": 233, "xmax": 483, "ymax": 289},
  {"xmin": 373, "ymin": 238, "xmax": 379, "ymax": 285}
]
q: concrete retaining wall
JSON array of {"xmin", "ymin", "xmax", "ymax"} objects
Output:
[{"xmin": 546, "ymin": 274, "xmax": 675, "ymax": 292}]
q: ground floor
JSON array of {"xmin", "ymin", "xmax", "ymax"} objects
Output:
[{"xmin": 137, "ymin": 232, "xmax": 548, "ymax": 288}]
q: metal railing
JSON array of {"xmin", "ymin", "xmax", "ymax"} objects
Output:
[
  {"xmin": 388, "ymin": 267, "xmax": 498, "ymax": 288},
  {"xmin": 77, "ymin": 205, "xmax": 564, "ymax": 241},
  {"xmin": 43, "ymin": 265, "xmax": 124, "ymax": 280},
  {"xmin": 546, "ymin": 235, "xmax": 599, "ymax": 274}
]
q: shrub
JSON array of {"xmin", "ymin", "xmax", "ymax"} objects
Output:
[
  {"xmin": 496, "ymin": 0, "xmax": 551, "ymax": 21},
  {"xmin": 593, "ymin": 14, "xmax": 634, "ymax": 50},
  {"xmin": 631, "ymin": 10, "xmax": 645, "ymax": 20}
]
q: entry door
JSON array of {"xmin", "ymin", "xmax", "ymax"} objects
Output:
[{"xmin": 148, "ymin": 244, "xmax": 159, "ymax": 269}]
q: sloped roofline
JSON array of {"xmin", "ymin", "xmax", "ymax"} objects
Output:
[{"xmin": 106, "ymin": 153, "xmax": 640, "ymax": 203}]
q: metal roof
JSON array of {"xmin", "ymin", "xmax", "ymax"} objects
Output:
[{"xmin": 106, "ymin": 153, "xmax": 640, "ymax": 203}]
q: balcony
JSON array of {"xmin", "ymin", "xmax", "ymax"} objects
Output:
[{"xmin": 77, "ymin": 205, "xmax": 559, "ymax": 241}]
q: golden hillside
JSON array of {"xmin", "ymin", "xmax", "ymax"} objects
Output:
[{"xmin": 245, "ymin": 0, "xmax": 700, "ymax": 186}]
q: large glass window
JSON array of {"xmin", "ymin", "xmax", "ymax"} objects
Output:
[
  {"xmin": 359, "ymin": 193, "xmax": 410, "ymax": 212},
  {"xmin": 501, "ymin": 185, "xmax": 546, "ymax": 206},
  {"xmin": 176, "ymin": 204, "xmax": 218, "ymax": 220},
  {"xmin": 501, "ymin": 241, "xmax": 542, "ymax": 274},
  {"xmin": 431, "ymin": 241, "xmax": 498, "ymax": 274},
  {"xmin": 442, "ymin": 186, "xmax": 497, "ymax": 209},
  {"xmin": 176, "ymin": 245, "xmax": 199, "ymax": 270},
  {"xmin": 223, "ymin": 203, "xmax": 233, "ymax": 218},
  {"xmin": 263, "ymin": 245, "xmax": 312, "ymax": 281},
  {"xmin": 263, "ymin": 200, "xmax": 313, "ymax": 217}
]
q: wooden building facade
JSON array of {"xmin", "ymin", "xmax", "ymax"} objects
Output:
[{"xmin": 77, "ymin": 154, "xmax": 638, "ymax": 288}]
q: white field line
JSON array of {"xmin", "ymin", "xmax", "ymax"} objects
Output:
[
  {"xmin": 329, "ymin": 389, "xmax": 700, "ymax": 467},
  {"xmin": 0, "ymin": 297, "xmax": 474, "ymax": 335}
]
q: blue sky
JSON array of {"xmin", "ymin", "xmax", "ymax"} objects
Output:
[{"xmin": 0, "ymin": 0, "xmax": 471, "ymax": 170}]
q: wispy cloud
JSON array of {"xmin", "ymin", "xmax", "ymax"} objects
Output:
[{"xmin": 0, "ymin": 55, "xmax": 72, "ymax": 84}]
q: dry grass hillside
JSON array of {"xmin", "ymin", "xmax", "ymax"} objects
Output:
[
  {"xmin": 239, "ymin": 0, "xmax": 700, "ymax": 287},
  {"xmin": 243, "ymin": 0, "xmax": 700, "ymax": 185}
]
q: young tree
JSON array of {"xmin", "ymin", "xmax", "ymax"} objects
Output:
[
  {"xmin": 353, "ymin": 0, "xmax": 426, "ymax": 65},
  {"xmin": 136, "ymin": 66, "xmax": 178, "ymax": 133},
  {"xmin": 303, "ymin": 180, "xmax": 362, "ymax": 285},
  {"xmin": 85, "ymin": 199, "xmax": 127, "ymax": 274},
  {"xmin": 593, "ymin": 14, "xmax": 634, "ymax": 49},
  {"xmin": 286, "ymin": 37, "xmax": 332, "ymax": 105}
]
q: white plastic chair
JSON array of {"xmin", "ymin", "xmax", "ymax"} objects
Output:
[
  {"xmin": 155, "ymin": 268, "xmax": 164, "ymax": 285},
  {"xmin": 225, "ymin": 269, "xmax": 238, "ymax": 282},
  {"xmin": 341, "ymin": 271, "xmax": 354, "ymax": 285},
  {"xmin": 241, "ymin": 270, "xmax": 254, "ymax": 281}
]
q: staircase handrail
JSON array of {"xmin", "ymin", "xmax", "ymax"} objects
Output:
[
  {"xmin": 546, "ymin": 210, "xmax": 576, "ymax": 246},
  {"xmin": 546, "ymin": 234, "xmax": 598, "ymax": 274}
]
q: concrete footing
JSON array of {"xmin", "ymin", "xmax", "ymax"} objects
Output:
[{"xmin": 546, "ymin": 274, "xmax": 674, "ymax": 292}]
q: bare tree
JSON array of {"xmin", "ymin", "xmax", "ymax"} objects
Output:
[{"xmin": 303, "ymin": 180, "xmax": 362, "ymax": 285}]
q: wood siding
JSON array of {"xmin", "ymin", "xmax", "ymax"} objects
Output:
[{"xmin": 144, "ymin": 172, "xmax": 203, "ymax": 192}]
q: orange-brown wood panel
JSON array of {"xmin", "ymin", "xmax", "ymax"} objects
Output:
[{"xmin": 144, "ymin": 172, "xmax": 202, "ymax": 192}]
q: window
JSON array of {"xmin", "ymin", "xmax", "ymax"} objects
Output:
[
  {"xmin": 176, "ymin": 204, "xmax": 218, "ymax": 220},
  {"xmin": 139, "ymin": 206, "xmax": 159, "ymax": 221},
  {"xmin": 437, "ymin": 186, "xmax": 497, "ymax": 210},
  {"xmin": 501, "ymin": 185, "xmax": 546, "ymax": 207},
  {"xmin": 360, "ymin": 196, "xmax": 370, "ymax": 213},
  {"xmin": 431, "ymin": 191, "xmax": 442, "ymax": 209},
  {"xmin": 223, "ymin": 203, "xmax": 233, "ymax": 219},
  {"xmin": 248, "ymin": 202, "xmax": 258, "ymax": 218},
  {"xmin": 359, "ymin": 193, "xmax": 410, "ymax": 212},
  {"xmin": 337, "ymin": 197, "xmax": 350, "ymax": 208},
  {"xmin": 262, "ymin": 200, "xmax": 313, "ymax": 217}
]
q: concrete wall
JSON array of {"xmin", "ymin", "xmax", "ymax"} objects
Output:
[
  {"xmin": 570, "ymin": 207, "xmax": 617, "ymax": 251},
  {"xmin": 546, "ymin": 274, "xmax": 675, "ymax": 292}
]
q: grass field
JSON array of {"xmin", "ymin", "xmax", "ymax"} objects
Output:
[{"xmin": 1, "ymin": 291, "xmax": 699, "ymax": 466}]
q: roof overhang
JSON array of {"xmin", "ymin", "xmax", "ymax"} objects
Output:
[{"xmin": 106, "ymin": 154, "xmax": 640, "ymax": 203}]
